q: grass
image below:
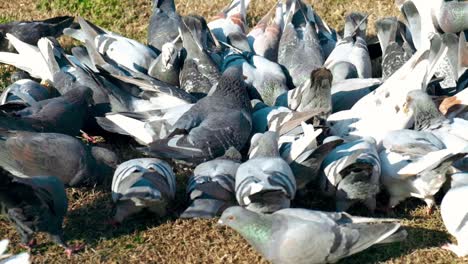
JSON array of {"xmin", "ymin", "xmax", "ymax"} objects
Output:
[{"xmin": 0, "ymin": 0, "xmax": 465, "ymax": 263}]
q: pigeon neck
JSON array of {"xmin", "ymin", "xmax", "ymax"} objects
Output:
[
  {"xmin": 237, "ymin": 215, "xmax": 273, "ymax": 252},
  {"xmin": 413, "ymin": 101, "xmax": 446, "ymax": 130}
]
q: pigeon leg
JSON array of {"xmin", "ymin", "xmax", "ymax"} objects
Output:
[{"xmin": 50, "ymin": 234, "xmax": 84, "ymax": 259}]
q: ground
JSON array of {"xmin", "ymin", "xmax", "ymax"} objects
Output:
[{"xmin": 0, "ymin": 0, "xmax": 466, "ymax": 263}]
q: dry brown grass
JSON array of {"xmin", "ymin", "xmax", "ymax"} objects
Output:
[{"xmin": 0, "ymin": 0, "xmax": 466, "ymax": 263}]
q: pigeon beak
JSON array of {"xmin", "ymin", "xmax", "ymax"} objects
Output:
[{"xmin": 402, "ymin": 102, "xmax": 409, "ymax": 114}]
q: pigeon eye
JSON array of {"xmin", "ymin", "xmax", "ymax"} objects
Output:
[{"xmin": 227, "ymin": 215, "xmax": 236, "ymax": 221}]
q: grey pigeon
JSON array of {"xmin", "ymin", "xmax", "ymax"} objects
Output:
[
  {"xmin": 148, "ymin": 38, "xmax": 182, "ymax": 86},
  {"xmin": 403, "ymin": 89, "xmax": 468, "ymax": 143},
  {"xmin": 0, "ymin": 79, "xmax": 53, "ymax": 109},
  {"xmin": 218, "ymin": 206, "xmax": 407, "ymax": 264},
  {"xmin": 236, "ymin": 131, "xmax": 296, "ymax": 213},
  {"xmin": 144, "ymin": 67, "xmax": 252, "ymax": 164},
  {"xmin": 278, "ymin": 0, "xmax": 324, "ymax": 87},
  {"xmin": 181, "ymin": 147, "xmax": 241, "ymax": 218},
  {"xmin": 321, "ymin": 137, "xmax": 381, "ymax": 212},
  {"xmin": 179, "ymin": 15, "xmax": 221, "ymax": 98},
  {"xmin": 247, "ymin": 2, "xmax": 283, "ymax": 62},
  {"xmin": 0, "ymin": 130, "xmax": 118, "ymax": 186},
  {"xmin": 432, "ymin": 0, "xmax": 468, "ymax": 34},
  {"xmin": 111, "ymin": 158, "xmax": 176, "ymax": 223},
  {"xmin": 0, "ymin": 16, "xmax": 74, "ymax": 52},
  {"xmin": 1, "ymin": 85, "xmax": 93, "ymax": 137},
  {"xmin": 441, "ymin": 172, "xmax": 468, "ymax": 257},
  {"xmin": 376, "ymin": 17, "xmax": 413, "ymax": 80},
  {"xmin": 325, "ymin": 12, "xmax": 372, "ymax": 80},
  {"xmin": 208, "ymin": 0, "xmax": 250, "ymax": 43},
  {"xmin": 0, "ymin": 173, "xmax": 83, "ymax": 257},
  {"xmin": 147, "ymin": 0, "xmax": 181, "ymax": 51},
  {"xmin": 380, "ymin": 129, "xmax": 466, "ymax": 212}
]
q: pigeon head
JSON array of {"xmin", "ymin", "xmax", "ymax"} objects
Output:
[
  {"xmin": 90, "ymin": 146, "xmax": 119, "ymax": 183},
  {"xmin": 213, "ymin": 67, "xmax": 251, "ymax": 110},
  {"xmin": 344, "ymin": 12, "xmax": 368, "ymax": 38},
  {"xmin": 160, "ymin": 42, "xmax": 180, "ymax": 70},
  {"xmin": 337, "ymin": 162, "xmax": 379, "ymax": 201},
  {"xmin": 218, "ymin": 206, "xmax": 266, "ymax": 230},
  {"xmin": 310, "ymin": 68, "xmax": 333, "ymax": 93},
  {"xmin": 63, "ymin": 85, "xmax": 94, "ymax": 106},
  {"xmin": 403, "ymin": 90, "xmax": 445, "ymax": 130},
  {"xmin": 248, "ymin": 131, "xmax": 279, "ymax": 159},
  {"xmin": 329, "ymin": 61, "xmax": 358, "ymax": 82},
  {"xmin": 10, "ymin": 71, "xmax": 31, "ymax": 83},
  {"xmin": 218, "ymin": 146, "xmax": 243, "ymax": 162}
]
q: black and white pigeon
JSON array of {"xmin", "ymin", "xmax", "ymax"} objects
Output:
[
  {"xmin": 64, "ymin": 17, "xmax": 158, "ymax": 74},
  {"xmin": 0, "ymin": 130, "xmax": 118, "ymax": 186},
  {"xmin": 376, "ymin": 17, "xmax": 413, "ymax": 80},
  {"xmin": 441, "ymin": 172, "xmax": 468, "ymax": 257},
  {"xmin": 144, "ymin": 67, "xmax": 252, "ymax": 164},
  {"xmin": 320, "ymin": 137, "xmax": 381, "ymax": 212},
  {"xmin": 0, "ymin": 173, "xmax": 83, "ymax": 257},
  {"xmin": 380, "ymin": 129, "xmax": 467, "ymax": 213},
  {"xmin": 218, "ymin": 206, "xmax": 407, "ymax": 264},
  {"xmin": 181, "ymin": 147, "xmax": 241, "ymax": 219},
  {"xmin": 147, "ymin": 0, "xmax": 181, "ymax": 51},
  {"xmin": 1, "ymin": 85, "xmax": 93, "ymax": 138},
  {"xmin": 236, "ymin": 131, "xmax": 296, "ymax": 213},
  {"xmin": 0, "ymin": 79, "xmax": 54, "ymax": 109},
  {"xmin": 278, "ymin": 0, "xmax": 324, "ymax": 87},
  {"xmin": 179, "ymin": 15, "xmax": 222, "ymax": 98},
  {"xmin": 111, "ymin": 158, "xmax": 176, "ymax": 223},
  {"xmin": 0, "ymin": 16, "xmax": 74, "ymax": 52},
  {"xmin": 325, "ymin": 12, "xmax": 372, "ymax": 81}
]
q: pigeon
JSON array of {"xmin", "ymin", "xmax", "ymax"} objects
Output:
[
  {"xmin": 0, "ymin": 16, "xmax": 74, "ymax": 52},
  {"xmin": 208, "ymin": 0, "xmax": 250, "ymax": 43},
  {"xmin": 179, "ymin": 15, "xmax": 222, "ymax": 98},
  {"xmin": 144, "ymin": 67, "xmax": 252, "ymax": 164},
  {"xmin": 441, "ymin": 172, "xmax": 468, "ymax": 257},
  {"xmin": 235, "ymin": 131, "xmax": 296, "ymax": 213},
  {"xmin": 331, "ymin": 78, "xmax": 381, "ymax": 112},
  {"xmin": 431, "ymin": 0, "xmax": 468, "ymax": 34},
  {"xmin": 181, "ymin": 147, "xmax": 241, "ymax": 218},
  {"xmin": 1, "ymin": 85, "xmax": 93, "ymax": 138},
  {"xmin": 147, "ymin": 0, "xmax": 181, "ymax": 51},
  {"xmin": 380, "ymin": 129, "xmax": 467, "ymax": 212},
  {"xmin": 278, "ymin": 0, "xmax": 324, "ymax": 87},
  {"xmin": 0, "ymin": 130, "xmax": 118, "ymax": 186},
  {"xmin": 325, "ymin": 12, "xmax": 372, "ymax": 80},
  {"xmin": 321, "ymin": 137, "xmax": 381, "ymax": 212},
  {"xmin": 64, "ymin": 17, "xmax": 158, "ymax": 74},
  {"xmin": 218, "ymin": 206, "xmax": 407, "ymax": 264},
  {"xmin": 0, "ymin": 239, "xmax": 30, "ymax": 264},
  {"xmin": 0, "ymin": 79, "xmax": 54, "ymax": 109},
  {"xmin": 275, "ymin": 68, "xmax": 332, "ymax": 125},
  {"xmin": 327, "ymin": 32, "xmax": 446, "ymax": 144},
  {"xmin": 148, "ymin": 37, "xmax": 182, "ymax": 86},
  {"xmin": 402, "ymin": 89, "xmax": 468, "ymax": 143},
  {"xmin": 222, "ymin": 49, "xmax": 288, "ymax": 106},
  {"xmin": 0, "ymin": 173, "xmax": 82, "ymax": 257},
  {"xmin": 247, "ymin": 2, "xmax": 283, "ymax": 62},
  {"xmin": 111, "ymin": 158, "xmax": 176, "ymax": 223},
  {"xmin": 376, "ymin": 17, "xmax": 413, "ymax": 80}
]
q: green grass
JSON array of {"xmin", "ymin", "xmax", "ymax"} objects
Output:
[{"xmin": 0, "ymin": 0, "xmax": 466, "ymax": 263}]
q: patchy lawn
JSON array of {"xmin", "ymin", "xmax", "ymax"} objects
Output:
[{"xmin": 0, "ymin": 0, "xmax": 465, "ymax": 263}]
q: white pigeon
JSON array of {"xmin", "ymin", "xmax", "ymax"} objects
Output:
[
  {"xmin": 441, "ymin": 172, "xmax": 468, "ymax": 257},
  {"xmin": 0, "ymin": 240, "xmax": 30, "ymax": 264}
]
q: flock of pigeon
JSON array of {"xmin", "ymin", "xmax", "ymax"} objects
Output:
[{"xmin": 0, "ymin": 0, "xmax": 467, "ymax": 263}]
